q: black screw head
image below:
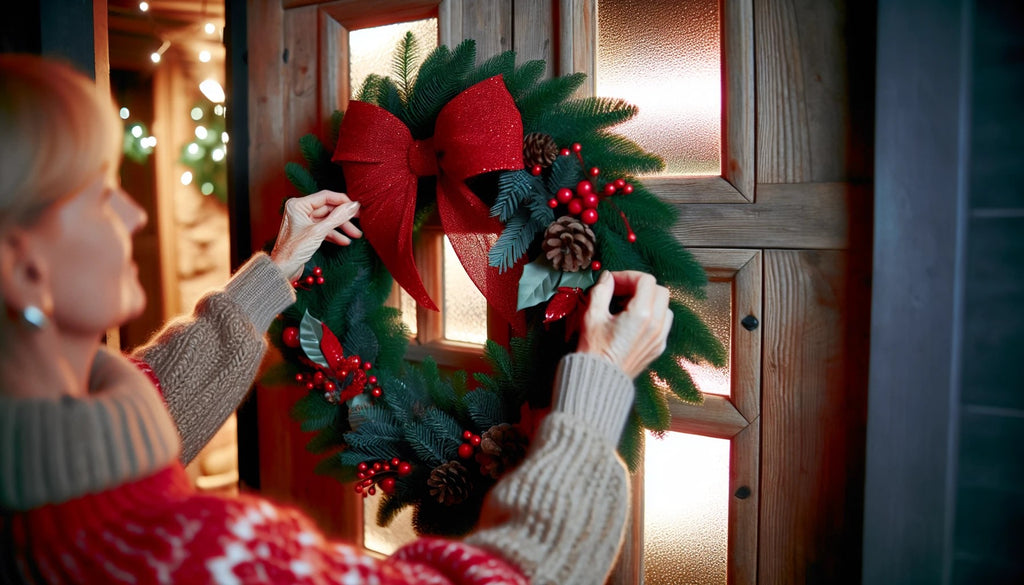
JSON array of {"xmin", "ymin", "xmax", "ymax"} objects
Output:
[
  {"xmin": 735, "ymin": 486, "xmax": 751, "ymax": 499},
  {"xmin": 741, "ymin": 315, "xmax": 759, "ymax": 331}
]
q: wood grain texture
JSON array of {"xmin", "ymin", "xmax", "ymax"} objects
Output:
[
  {"xmin": 285, "ymin": 5, "xmax": 320, "ymax": 155},
  {"xmin": 606, "ymin": 453, "xmax": 645, "ymax": 585},
  {"xmin": 669, "ymin": 394, "xmax": 748, "ymax": 439},
  {"xmin": 513, "ymin": 0, "xmax": 554, "ymax": 76},
  {"xmin": 459, "ymin": 0, "xmax": 512, "ymax": 58},
  {"xmin": 729, "ymin": 417, "xmax": 759, "ymax": 585},
  {"xmin": 671, "ymin": 182, "xmax": 867, "ymax": 249},
  {"xmin": 558, "ymin": 0, "xmax": 595, "ymax": 88},
  {"xmin": 760, "ymin": 250, "xmax": 867, "ymax": 585},
  {"xmin": 318, "ymin": 9, "xmax": 348, "ymax": 132},
  {"xmin": 439, "ymin": 0, "xmax": 463, "ymax": 45},
  {"xmin": 317, "ymin": 0, "xmax": 438, "ymax": 28},
  {"xmin": 723, "ymin": 0, "xmax": 755, "ymax": 201}
]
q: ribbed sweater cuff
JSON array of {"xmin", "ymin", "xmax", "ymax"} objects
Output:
[
  {"xmin": 222, "ymin": 253, "xmax": 296, "ymax": 333},
  {"xmin": 552, "ymin": 353, "xmax": 634, "ymax": 445}
]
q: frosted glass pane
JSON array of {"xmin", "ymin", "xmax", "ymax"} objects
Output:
[
  {"xmin": 597, "ymin": 0, "xmax": 721, "ymax": 176},
  {"xmin": 678, "ymin": 279, "xmax": 731, "ymax": 396},
  {"xmin": 363, "ymin": 492, "xmax": 417, "ymax": 556},
  {"xmin": 399, "ymin": 288, "xmax": 418, "ymax": 337},
  {"xmin": 443, "ymin": 237, "xmax": 487, "ymax": 344},
  {"xmin": 644, "ymin": 431, "xmax": 729, "ymax": 585},
  {"xmin": 349, "ymin": 18, "xmax": 439, "ymax": 97}
]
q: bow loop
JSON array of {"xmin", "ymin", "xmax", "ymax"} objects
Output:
[{"xmin": 333, "ymin": 76, "xmax": 527, "ymax": 328}]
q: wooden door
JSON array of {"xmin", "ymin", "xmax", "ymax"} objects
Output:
[{"xmin": 244, "ymin": 1, "xmax": 874, "ymax": 582}]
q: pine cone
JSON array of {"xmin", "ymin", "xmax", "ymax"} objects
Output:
[
  {"xmin": 523, "ymin": 132, "xmax": 559, "ymax": 168},
  {"xmin": 476, "ymin": 423, "xmax": 528, "ymax": 479},
  {"xmin": 427, "ymin": 461, "xmax": 472, "ymax": 506},
  {"xmin": 542, "ymin": 216, "xmax": 596, "ymax": 272}
]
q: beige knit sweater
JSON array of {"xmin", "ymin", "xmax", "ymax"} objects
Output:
[{"xmin": 0, "ymin": 253, "xmax": 636, "ymax": 585}]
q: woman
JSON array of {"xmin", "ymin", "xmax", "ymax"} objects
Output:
[{"xmin": 0, "ymin": 55, "xmax": 672, "ymax": 585}]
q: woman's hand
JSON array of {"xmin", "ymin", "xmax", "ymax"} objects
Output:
[
  {"xmin": 270, "ymin": 190, "xmax": 362, "ymax": 281},
  {"xmin": 577, "ymin": 271, "xmax": 673, "ymax": 378}
]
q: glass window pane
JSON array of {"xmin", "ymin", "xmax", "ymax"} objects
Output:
[
  {"xmin": 678, "ymin": 280, "xmax": 731, "ymax": 396},
  {"xmin": 399, "ymin": 287, "xmax": 418, "ymax": 337},
  {"xmin": 597, "ymin": 0, "xmax": 721, "ymax": 176},
  {"xmin": 644, "ymin": 431, "xmax": 729, "ymax": 585},
  {"xmin": 349, "ymin": 18, "xmax": 439, "ymax": 96},
  {"xmin": 443, "ymin": 237, "xmax": 488, "ymax": 344}
]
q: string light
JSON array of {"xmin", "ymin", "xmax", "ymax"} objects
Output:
[
  {"xmin": 119, "ymin": 107, "xmax": 130, "ymax": 120},
  {"xmin": 199, "ymin": 79, "xmax": 225, "ymax": 103},
  {"xmin": 130, "ymin": 125, "xmax": 144, "ymax": 138},
  {"xmin": 181, "ymin": 171, "xmax": 193, "ymax": 185},
  {"xmin": 139, "ymin": 1, "xmax": 149, "ymax": 12},
  {"xmin": 211, "ymin": 148, "xmax": 225, "ymax": 162},
  {"xmin": 190, "ymin": 107, "xmax": 204, "ymax": 121},
  {"xmin": 199, "ymin": 50, "xmax": 211, "ymax": 63},
  {"xmin": 150, "ymin": 40, "xmax": 170, "ymax": 65},
  {"xmin": 205, "ymin": 22, "xmax": 216, "ymax": 35},
  {"xmin": 195, "ymin": 126, "xmax": 209, "ymax": 139}
]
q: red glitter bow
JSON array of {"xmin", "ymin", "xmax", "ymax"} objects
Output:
[{"xmin": 332, "ymin": 76, "xmax": 525, "ymax": 328}]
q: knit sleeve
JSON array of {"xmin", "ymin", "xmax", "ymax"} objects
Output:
[
  {"xmin": 461, "ymin": 352, "xmax": 635, "ymax": 585},
  {"xmin": 131, "ymin": 253, "xmax": 295, "ymax": 463}
]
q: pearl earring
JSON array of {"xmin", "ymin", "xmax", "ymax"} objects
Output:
[{"xmin": 22, "ymin": 305, "xmax": 48, "ymax": 330}]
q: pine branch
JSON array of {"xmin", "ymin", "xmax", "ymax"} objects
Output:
[
  {"xmin": 489, "ymin": 210, "xmax": 540, "ymax": 273},
  {"xmin": 329, "ymin": 110, "xmax": 344, "ymax": 150},
  {"xmin": 533, "ymin": 97, "xmax": 639, "ymax": 139},
  {"xmin": 576, "ymin": 133, "xmax": 664, "ymax": 178},
  {"xmin": 464, "ymin": 388, "xmax": 505, "ymax": 430},
  {"xmin": 465, "ymin": 50, "xmax": 516, "ymax": 88},
  {"xmin": 617, "ymin": 411, "xmax": 645, "ymax": 473},
  {"xmin": 650, "ymin": 353, "xmax": 702, "ymax": 404},
  {"xmin": 503, "ymin": 59, "xmax": 546, "ymax": 101},
  {"xmin": 545, "ymin": 154, "xmax": 584, "ymax": 192},
  {"xmin": 591, "ymin": 220, "xmax": 652, "ymax": 272},
  {"xmin": 285, "ymin": 162, "xmax": 318, "ymax": 195},
  {"xmin": 377, "ymin": 77, "xmax": 406, "ymax": 120},
  {"xmin": 392, "ymin": 31, "xmax": 420, "ymax": 102},
  {"xmin": 404, "ymin": 421, "xmax": 454, "ymax": 467},
  {"xmin": 667, "ymin": 298, "xmax": 727, "ymax": 367},
  {"xmin": 633, "ymin": 228, "xmax": 708, "ymax": 295},
  {"xmin": 517, "ymin": 73, "xmax": 587, "ymax": 130},
  {"xmin": 406, "ymin": 40, "xmax": 476, "ymax": 138},
  {"xmin": 634, "ymin": 375, "xmax": 671, "ymax": 431},
  {"xmin": 491, "ymin": 170, "xmax": 533, "ymax": 222},
  {"xmin": 314, "ymin": 454, "xmax": 358, "ymax": 482},
  {"xmin": 355, "ymin": 73, "xmax": 384, "ymax": 103}
]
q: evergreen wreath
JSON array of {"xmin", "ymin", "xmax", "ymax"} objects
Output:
[{"xmin": 265, "ymin": 33, "xmax": 725, "ymax": 537}]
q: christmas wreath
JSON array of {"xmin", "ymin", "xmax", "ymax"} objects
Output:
[{"xmin": 265, "ymin": 34, "xmax": 725, "ymax": 537}]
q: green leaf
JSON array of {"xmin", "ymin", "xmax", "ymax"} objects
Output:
[
  {"xmin": 299, "ymin": 310, "xmax": 328, "ymax": 367},
  {"xmin": 516, "ymin": 257, "xmax": 561, "ymax": 310},
  {"xmin": 559, "ymin": 269, "xmax": 596, "ymax": 290},
  {"xmin": 285, "ymin": 162, "xmax": 318, "ymax": 195}
]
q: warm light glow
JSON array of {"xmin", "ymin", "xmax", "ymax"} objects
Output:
[
  {"xmin": 140, "ymin": 136, "xmax": 157, "ymax": 149},
  {"xmin": 181, "ymin": 171, "xmax": 193, "ymax": 185},
  {"xmin": 214, "ymin": 104, "xmax": 224, "ymax": 116},
  {"xmin": 199, "ymin": 79, "xmax": 226, "ymax": 103},
  {"xmin": 205, "ymin": 22, "xmax": 216, "ymax": 35},
  {"xmin": 187, "ymin": 143, "xmax": 200, "ymax": 155},
  {"xmin": 199, "ymin": 50, "xmax": 211, "ymax": 63},
  {"xmin": 139, "ymin": 1, "xmax": 149, "ymax": 12},
  {"xmin": 195, "ymin": 126, "xmax": 209, "ymax": 140},
  {"xmin": 678, "ymin": 279, "xmax": 732, "ymax": 396},
  {"xmin": 119, "ymin": 107, "xmax": 130, "ymax": 120},
  {"xmin": 221, "ymin": 131, "xmax": 229, "ymax": 143},
  {"xmin": 201, "ymin": 182, "xmax": 214, "ymax": 196},
  {"xmin": 442, "ymin": 237, "xmax": 487, "ymax": 344},
  {"xmin": 130, "ymin": 125, "xmax": 143, "ymax": 138},
  {"xmin": 190, "ymin": 107, "xmax": 203, "ymax": 121},
  {"xmin": 349, "ymin": 18, "xmax": 438, "ymax": 98},
  {"xmin": 150, "ymin": 52, "xmax": 161, "ymax": 64},
  {"xmin": 211, "ymin": 148, "xmax": 225, "ymax": 162},
  {"xmin": 644, "ymin": 431, "xmax": 729, "ymax": 584},
  {"xmin": 597, "ymin": 0, "xmax": 721, "ymax": 176}
]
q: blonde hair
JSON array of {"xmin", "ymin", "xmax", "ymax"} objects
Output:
[{"xmin": 0, "ymin": 55, "xmax": 122, "ymax": 231}]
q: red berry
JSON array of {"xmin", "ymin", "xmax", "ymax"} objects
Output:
[
  {"xmin": 571, "ymin": 143, "xmax": 582, "ymax": 153},
  {"xmin": 367, "ymin": 468, "xmax": 376, "ymax": 476},
  {"xmin": 581, "ymin": 208, "xmax": 599, "ymax": 225},
  {"xmin": 324, "ymin": 381, "xmax": 336, "ymax": 391},
  {"xmin": 362, "ymin": 361, "xmax": 373, "ymax": 370},
  {"xmin": 614, "ymin": 178, "xmax": 626, "ymax": 189},
  {"xmin": 547, "ymin": 198, "xmax": 558, "ymax": 208},
  {"xmin": 305, "ymin": 382, "xmax": 315, "ymax": 391},
  {"xmin": 372, "ymin": 462, "xmax": 382, "ymax": 471},
  {"xmin": 398, "ymin": 462, "xmax": 412, "ymax": 476},
  {"xmin": 305, "ymin": 275, "xmax": 315, "ymax": 285},
  {"xmin": 589, "ymin": 166, "xmax": 600, "ymax": 177},
  {"xmin": 530, "ymin": 164, "xmax": 543, "ymax": 176},
  {"xmin": 380, "ymin": 477, "xmax": 396, "ymax": 495},
  {"xmin": 603, "ymin": 183, "xmax": 617, "ymax": 196},
  {"xmin": 313, "ymin": 266, "xmax": 323, "ymax": 276},
  {"xmin": 627, "ymin": 233, "xmax": 637, "ymax": 243},
  {"xmin": 623, "ymin": 183, "xmax": 634, "ymax": 194},
  {"xmin": 391, "ymin": 458, "xmax": 400, "ymax": 467},
  {"xmin": 560, "ymin": 148, "xmax": 571, "ymax": 156},
  {"xmin": 458, "ymin": 443, "xmax": 474, "ymax": 459},
  {"xmin": 567, "ymin": 199, "xmax": 584, "ymax": 215},
  {"xmin": 557, "ymin": 187, "xmax": 574, "ymax": 204},
  {"xmin": 583, "ymin": 193, "xmax": 599, "ymax": 208},
  {"xmin": 371, "ymin": 387, "xmax": 382, "ymax": 397},
  {"xmin": 313, "ymin": 371, "xmax": 324, "ymax": 384},
  {"xmin": 316, "ymin": 276, "xmax": 325, "ymax": 285},
  {"xmin": 470, "ymin": 435, "xmax": 481, "ymax": 446},
  {"xmin": 591, "ymin": 261, "xmax": 602, "ymax": 271},
  {"xmin": 358, "ymin": 462, "xmax": 368, "ymax": 472},
  {"xmin": 294, "ymin": 373, "xmax": 304, "ymax": 382},
  {"xmin": 355, "ymin": 484, "xmax": 363, "ymax": 494},
  {"xmin": 368, "ymin": 375, "xmax": 377, "ymax": 384},
  {"xmin": 282, "ymin": 326, "xmax": 300, "ymax": 348},
  {"xmin": 462, "ymin": 430, "xmax": 473, "ymax": 440},
  {"xmin": 576, "ymin": 180, "xmax": 593, "ymax": 195},
  {"xmin": 368, "ymin": 486, "xmax": 376, "ymax": 496}
]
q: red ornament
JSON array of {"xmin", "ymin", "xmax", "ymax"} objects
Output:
[
  {"xmin": 282, "ymin": 327, "xmax": 300, "ymax": 348},
  {"xmin": 583, "ymin": 193, "xmax": 600, "ymax": 208},
  {"xmin": 591, "ymin": 261, "xmax": 602, "ymax": 271},
  {"xmin": 530, "ymin": 164, "xmax": 543, "ymax": 176},
  {"xmin": 557, "ymin": 187, "xmax": 574, "ymax": 204},
  {"xmin": 575, "ymin": 180, "xmax": 593, "ymax": 195},
  {"xmin": 581, "ymin": 208, "xmax": 599, "ymax": 225},
  {"xmin": 458, "ymin": 443, "xmax": 474, "ymax": 459},
  {"xmin": 588, "ymin": 166, "xmax": 600, "ymax": 177},
  {"xmin": 567, "ymin": 199, "xmax": 584, "ymax": 216},
  {"xmin": 547, "ymin": 198, "xmax": 558, "ymax": 209}
]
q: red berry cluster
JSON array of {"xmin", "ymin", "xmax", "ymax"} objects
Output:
[
  {"xmin": 458, "ymin": 430, "xmax": 481, "ymax": 459},
  {"xmin": 292, "ymin": 265, "xmax": 326, "ymax": 289},
  {"xmin": 544, "ymin": 143, "xmax": 637, "ymax": 249},
  {"xmin": 355, "ymin": 457, "xmax": 412, "ymax": 497},
  {"xmin": 292, "ymin": 359, "xmax": 381, "ymax": 404}
]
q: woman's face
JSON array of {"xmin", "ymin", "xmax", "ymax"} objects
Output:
[{"xmin": 33, "ymin": 171, "xmax": 147, "ymax": 336}]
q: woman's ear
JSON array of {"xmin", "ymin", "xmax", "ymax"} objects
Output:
[{"xmin": 0, "ymin": 229, "xmax": 52, "ymax": 316}]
